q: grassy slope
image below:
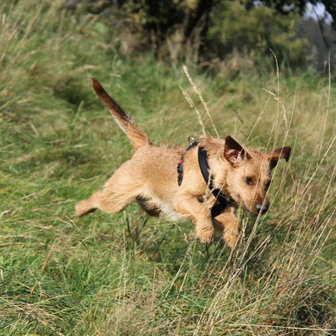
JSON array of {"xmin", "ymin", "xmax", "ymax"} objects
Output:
[{"xmin": 0, "ymin": 1, "xmax": 335, "ymax": 335}]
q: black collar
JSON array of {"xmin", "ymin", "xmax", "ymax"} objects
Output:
[{"xmin": 177, "ymin": 142, "xmax": 232, "ymax": 217}]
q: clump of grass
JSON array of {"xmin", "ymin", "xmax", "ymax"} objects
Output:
[{"xmin": 0, "ymin": 1, "xmax": 335, "ymax": 335}]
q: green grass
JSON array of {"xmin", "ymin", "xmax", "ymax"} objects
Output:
[{"xmin": 0, "ymin": 1, "xmax": 335, "ymax": 335}]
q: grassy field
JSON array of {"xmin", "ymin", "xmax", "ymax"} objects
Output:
[{"xmin": 0, "ymin": 1, "xmax": 335, "ymax": 335}]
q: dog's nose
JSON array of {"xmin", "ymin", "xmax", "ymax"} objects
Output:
[{"xmin": 256, "ymin": 203, "xmax": 269, "ymax": 214}]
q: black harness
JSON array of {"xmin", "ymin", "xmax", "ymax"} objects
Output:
[
  {"xmin": 177, "ymin": 140, "xmax": 198, "ymax": 186},
  {"xmin": 177, "ymin": 139, "xmax": 231, "ymax": 217}
]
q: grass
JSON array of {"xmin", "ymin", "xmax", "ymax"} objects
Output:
[{"xmin": 0, "ymin": 1, "xmax": 335, "ymax": 335}]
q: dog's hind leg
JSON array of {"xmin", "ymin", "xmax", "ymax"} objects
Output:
[
  {"xmin": 75, "ymin": 162, "xmax": 143, "ymax": 217},
  {"xmin": 75, "ymin": 188, "xmax": 139, "ymax": 217},
  {"xmin": 75, "ymin": 183, "xmax": 141, "ymax": 217},
  {"xmin": 75, "ymin": 190, "xmax": 104, "ymax": 217}
]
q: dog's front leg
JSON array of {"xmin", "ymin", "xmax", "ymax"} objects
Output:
[
  {"xmin": 212, "ymin": 205, "xmax": 238, "ymax": 249},
  {"xmin": 173, "ymin": 193, "xmax": 214, "ymax": 244}
]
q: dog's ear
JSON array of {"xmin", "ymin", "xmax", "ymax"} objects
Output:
[
  {"xmin": 267, "ymin": 147, "xmax": 291, "ymax": 169},
  {"xmin": 224, "ymin": 136, "xmax": 250, "ymax": 167}
]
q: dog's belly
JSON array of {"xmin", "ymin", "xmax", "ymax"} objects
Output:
[{"xmin": 136, "ymin": 196, "xmax": 182, "ymax": 221}]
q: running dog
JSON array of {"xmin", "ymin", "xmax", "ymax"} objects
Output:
[{"xmin": 75, "ymin": 79, "xmax": 291, "ymax": 249}]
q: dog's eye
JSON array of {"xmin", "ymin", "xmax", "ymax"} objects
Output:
[{"xmin": 245, "ymin": 177, "xmax": 254, "ymax": 186}]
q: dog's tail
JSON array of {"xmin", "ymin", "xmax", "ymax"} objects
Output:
[{"xmin": 92, "ymin": 79, "xmax": 151, "ymax": 150}]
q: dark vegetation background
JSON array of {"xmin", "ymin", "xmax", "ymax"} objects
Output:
[
  {"xmin": 66, "ymin": 0, "xmax": 336, "ymax": 70},
  {"xmin": 0, "ymin": 0, "xmax": 335, "ymax": 335}
]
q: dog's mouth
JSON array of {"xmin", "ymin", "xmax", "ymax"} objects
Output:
[
  {"xmin": 243, "ymin": 207, "xmax": 259, "ymax": 216},
  {"xmin": 235, "ymin": 201, "xmax": 256, "ymax": 216},
  {"xmin": 242, "ymin": 204, "xmax": 269, "ymax": 217},
  {"xmin": 234, "ymin": 196, "xmax": 268, "ymax": 216},
  {"xmin": 239, "ymin": 202, "xmax": 265, "ymax": 217}
]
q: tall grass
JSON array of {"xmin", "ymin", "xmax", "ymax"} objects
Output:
[{"xmin": 0, "ymin": 1, "xmax": 335, "ymax": 335}]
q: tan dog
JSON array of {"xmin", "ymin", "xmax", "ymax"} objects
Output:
[{"xmin": 75, "ymin": 79, "xmax": 291, "ymax": 249}]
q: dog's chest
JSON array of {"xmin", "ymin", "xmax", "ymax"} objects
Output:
[{"xmin": 159, "ymin": 202, "xmax": 182, "ymax": 221}]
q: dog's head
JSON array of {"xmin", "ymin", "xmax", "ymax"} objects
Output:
[{"xmin": 224, "ymin": 136, "xmax": 291, "ymax": 216}]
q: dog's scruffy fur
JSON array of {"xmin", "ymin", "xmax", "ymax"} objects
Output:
[{"xmin": 76, "ymin": 79, "xmax": 291, "ymax": 249}]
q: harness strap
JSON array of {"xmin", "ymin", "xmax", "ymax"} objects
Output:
[
  {"xmin": 198, "ymin": 146, "xmax": 229, "ymax": 217},
  {"xmin": 177, "ymin": 140, "xmax": 231, "ymax": 217},
  {"xmin": 198, "ymin": 147, "xmax": 214, "ymax": 191},
  {"xmin": 177, "ymin": 141, "xmax": 199, "ymax": 186}
]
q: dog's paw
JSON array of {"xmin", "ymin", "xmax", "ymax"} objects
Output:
[
  {"xmin": 196, "ymin": 226, "xmax": 214, "ymax": 244},
  {"xmin": 223, "ymin": 230, "xmax": 238, "ymax": 249},
  {"xmin": 75, "ymin": 203, "xmax": 83, "ymax": 217},
  {"xmin": 75, "ymin": 201, "xmax": 87, "ymax": 217}
]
